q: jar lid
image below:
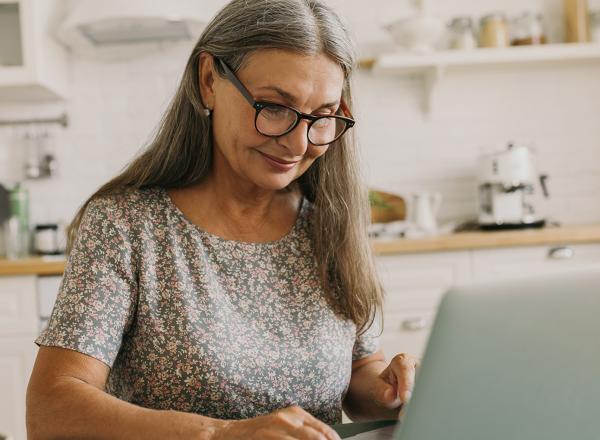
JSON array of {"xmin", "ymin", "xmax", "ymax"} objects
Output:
[
  {"xmin": 450, "ymin": 16, "xmax": 474, "ymax": 28},
  {"xmin": 35, "ymin": 223, "xmax": 58, "ymax": 230}
]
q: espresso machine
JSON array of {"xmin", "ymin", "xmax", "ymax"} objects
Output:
[{"xmin": 477, "ymin": 142, "xmax": 549, "ymax": 230}]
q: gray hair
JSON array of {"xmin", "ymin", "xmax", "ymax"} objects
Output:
[{"xmin": 67, "ymin": 0, "xmax": 383, "ymax": 335}]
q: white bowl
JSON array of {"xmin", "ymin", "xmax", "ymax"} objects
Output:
[{"xmin": 385, "ymin": 14, "xmax": 446, "ymax": 53}]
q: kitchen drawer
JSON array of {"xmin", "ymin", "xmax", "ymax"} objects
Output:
[
  {"xmin": 376, "ymin": 251, "xmax": 470, "ymax": 310},
  {"xmin": 381, "ymin": 308, "xmax": 437, "ymax": 359},
  {"xmin": 471, "ymin": 243, "xmax": 600, "ymax": 283},
  {"xmin": 376, "ymin": 251, "xmax": 471, "ymax": 290},
  {"xmin": 0, "ymin": 275, "xmax": 38, "ymax": 335},
  {"xmin": 384, "ymin": 286, "xmax": 445, "ymax": 312}
]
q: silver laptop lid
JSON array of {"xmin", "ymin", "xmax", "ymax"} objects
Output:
[{"xmin": 396, "ymin": 268, "xmax": 600, "ymax": 440}]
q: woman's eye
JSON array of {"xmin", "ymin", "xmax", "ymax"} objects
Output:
[
  {"xmin": 263, "ymin": 105, "xmax": 288, "ymax": 117},
  {"xmin": 314, "ymin": 117, "xmax": 333, "ymax": 128}
]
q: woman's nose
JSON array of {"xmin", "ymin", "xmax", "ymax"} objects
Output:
[{"xmin": 277, "ymin": 120, "xmax": 310, "ymax": 156}]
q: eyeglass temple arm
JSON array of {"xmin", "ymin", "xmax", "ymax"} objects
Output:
[
  {"xmin": 216, "ymin": 58, "xmax": 257, "ymax": 107},
  {"xmin": 339, "ymin": 98, "xmax": 354, "ymax": 120}
]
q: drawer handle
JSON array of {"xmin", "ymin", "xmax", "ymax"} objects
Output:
[
  {"xmin": 548, "ymin": 246, "xmax": 574, "ymax": 260},
  {"xmin": 402, "ymin": 317, "xmax": 428, "ymax": 332}
]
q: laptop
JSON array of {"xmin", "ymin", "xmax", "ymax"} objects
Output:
[{"xmin": 340, "ymin": 267, "xmax": 600, "ymax": 440}]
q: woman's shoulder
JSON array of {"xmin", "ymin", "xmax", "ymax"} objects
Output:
[{"xmin": 84, "ymin": 186, "xmax": 166, "ymax": 228}]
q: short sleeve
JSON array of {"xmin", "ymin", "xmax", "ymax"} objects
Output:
[
  {"xmin": 352, "ymin": 314, "xmax": 381, "ymax": 361},
  {"xmin": 35, "ymin": 195, "xmax": 139, "ymax": 368}
]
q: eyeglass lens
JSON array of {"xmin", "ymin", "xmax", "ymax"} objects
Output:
[{"xmin": 256, "ymin": 104, "xmax": 348, "ymax": 145}]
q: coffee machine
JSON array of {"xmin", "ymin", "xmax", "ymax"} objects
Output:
[{"xmin": 477, "ymin": 142, "xmax": 549, "ymax": 230}]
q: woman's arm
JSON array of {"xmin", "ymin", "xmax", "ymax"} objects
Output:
[
  {"xmin": 27, "ymin": 346, "xmax": 340, "ymax": 440},
  {"xmin": 343, "ymin": 349, "xmax": 419, "ymax": 422},
  {"xmin": 27, "ymin": 346, "xmax": 228, "ymax": 440}
]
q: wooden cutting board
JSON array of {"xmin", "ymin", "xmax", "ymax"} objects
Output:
[{"xmin": 369, "ymin": 189, "xmax": 406, "ymax": 223}]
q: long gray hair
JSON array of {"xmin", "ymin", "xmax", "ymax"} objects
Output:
[{"xmin": 67, "ymin": 0, "xmax": 383, "ymax": 335}]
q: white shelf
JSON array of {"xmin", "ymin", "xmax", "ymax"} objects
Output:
[
  {"xmin": 370, "ymin": 43, "xmax": 600, "ymax": 113},
  {"xmin": 373, "ymin": 43, "xmax": 600, "ymax": 73}
]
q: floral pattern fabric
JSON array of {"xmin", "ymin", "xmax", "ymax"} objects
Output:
[{"xmin": 35, "ymin": 186, "xmax": 379, "ymax": 424}]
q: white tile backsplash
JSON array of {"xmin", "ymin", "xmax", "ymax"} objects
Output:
[
  {"xmin": 354, "ymin": 56, "xmax": 600, "ymax": 225},
  {"xmin": 0, "ymin": 2, "xmax": 599, "ymax": 229}
]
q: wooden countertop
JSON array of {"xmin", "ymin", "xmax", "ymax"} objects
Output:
[
  {"xmin": 372, "ymin": 222, "xmax": 600, "ymax": 255},
  {"xmin": 0, "ymin": 256, "xmax": 67, "ymax": 277},
  {"xmin": 1, "ymin": 223, "xmax": 600, "ymax": 276}
]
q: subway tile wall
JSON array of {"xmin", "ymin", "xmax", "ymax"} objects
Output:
[
  {"xmin": 355, "ymin": 63, "xmax": 600, "ymax": 225},
  {"xmin": 0, "ymin": 0, "xmax": 599, "ymax": 229}
]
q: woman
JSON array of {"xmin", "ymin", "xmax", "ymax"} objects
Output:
[{"xmin": 26, "ymin": 1, "xmax": 418, "ymax": 439}]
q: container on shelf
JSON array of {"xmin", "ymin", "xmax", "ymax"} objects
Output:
[
  {"xmin": 511, "ymin": 12, "xmax": 547, "ymax": 45},
  {"xmin": 564, "ymin": 0, "xmax": 590, "ymax": 42},
  {"xmin": 480, "ymin": 12, "xmax": 510, "ymax": 48},
  {"xmin": 590, "ymin": 10, "xmax": 600, "ymax": 43},
  {"xmin": 448, "ymin": 16, "xmax": 477, "ymax": 49}
]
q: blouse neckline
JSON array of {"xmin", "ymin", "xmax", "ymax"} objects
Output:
[{"xmin": 159, "ymin": 186, "xmax": 306, "ymax": 247}]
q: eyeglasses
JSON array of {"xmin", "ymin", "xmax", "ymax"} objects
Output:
[{"xmin": 216, "ymin": 58, "xmax": 355, "ymax": 146}]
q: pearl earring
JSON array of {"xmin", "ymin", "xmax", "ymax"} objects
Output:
[{"xmin": 203, "ymin": 108, "xmax": 212, "ymax": 117}]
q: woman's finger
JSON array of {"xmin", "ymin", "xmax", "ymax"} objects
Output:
[
  {"xmin": 387, "ymin": 353, "xmax": 418, "ymax": 403},
  {"xmin": 285, "ymin": 406, "xmax": 341, "ymax": 440},
  {"xmin": 299, "ymin": 414, "xmax": 341, "ymax": 440}
]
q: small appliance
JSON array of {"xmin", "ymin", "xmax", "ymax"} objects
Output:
[{"xmin": 477, "ymin": 142, "xmax": 549, "ymax": 230}]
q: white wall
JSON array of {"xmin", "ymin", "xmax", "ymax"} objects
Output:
[{"xmin": 0, "ymin": 0, "xmax": 599, "ymax": 229}]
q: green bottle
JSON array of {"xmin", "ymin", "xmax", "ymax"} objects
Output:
[{"xmin": 8, "ymin": 182, "xmax": 30, "ymax": 258}]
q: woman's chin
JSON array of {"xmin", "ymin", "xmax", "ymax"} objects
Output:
[{"xmin": 252, "ymin": 174, "xmax": 296, "ymax": 191}]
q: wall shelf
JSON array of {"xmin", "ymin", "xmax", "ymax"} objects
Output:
[{"xmin": 362, "ymin": 43, "xmax": 600, "ymax": 113}]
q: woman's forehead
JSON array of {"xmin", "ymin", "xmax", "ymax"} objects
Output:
[{"xmin": 237, "ymin": 49, "xmax": 345, "ymax": 107}]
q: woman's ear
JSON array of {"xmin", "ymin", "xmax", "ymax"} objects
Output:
[{"xmin": 198, "ymin": 52, "xmax": 217, "ymax": 110}]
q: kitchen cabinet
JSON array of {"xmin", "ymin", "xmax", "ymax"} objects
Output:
[
  {"xmin": 376, "ymin": 251, "xmax": 471, "ymax": 359},
  {"xmin": 0, "ymin": 336, "xmax": 36, "ymax": 440},
  {"xmin": 0, "ymin": 0, "xmax": 68, "ymax": 101},
  {"xmin": 471, "ymin": 243, "xmax": 600, "ymax": 282},
  {"xmin": 377, "ymin": 243, "xmax": 600, "ymax": 360},
  {"xmin": 0, "ymin": 275, "xmax": 37, "ymax": 440}
]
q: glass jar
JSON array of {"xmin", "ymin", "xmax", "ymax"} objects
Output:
[
  {"xmin": 511, "ymin": 12, "xmax": 547, "ymax": 45},
  {"xmin": 591, "ymin": 11, "xmax": 600, "ymax": 43},
  {"xmin": 480, "ymin": 13, "xmax": 510, "ymax": 48},
  {"xmin": 448, "ymin": 16, "xmax": 477, "ymax": 49},
  {"xmin": 564, "ymin": 0, "xmax": 590, "ymax": 42}
]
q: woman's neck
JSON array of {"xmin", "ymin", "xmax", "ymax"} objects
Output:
[{"xmin": 169, "ymin": 173, "xmax": 300, "ymax": 243}]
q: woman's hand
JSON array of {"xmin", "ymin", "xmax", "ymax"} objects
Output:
[
  {"xmin": 213, "ymin": 405, "xmax": 341, "ymax": 440},
  {"xmin": 372, "ymin": 353, "xmax": 420, "ymax": 414}
]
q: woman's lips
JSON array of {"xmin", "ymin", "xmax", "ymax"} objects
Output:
[{"xmin": 258, "ymin": 151, "xmax": 299, "ymax": 171}]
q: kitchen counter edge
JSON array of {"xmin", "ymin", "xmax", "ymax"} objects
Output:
[{"xmin": 2, "ymin": 223, "xmax": 600, "ymax": 276}]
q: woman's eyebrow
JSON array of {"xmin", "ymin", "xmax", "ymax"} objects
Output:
[{"xmin": 257, "ymin": 85, "xmax": 340, "ymax": 109}]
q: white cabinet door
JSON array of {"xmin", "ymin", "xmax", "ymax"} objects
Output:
[
  {"xmin": 0, "ymin": 336, "xmax": 36, "ymax": 440},
  {"xmin": 471, "ymin": 244, "xmax": 600, "ymax": 283},
  {"xmin": 376, "ymin": 251, "xmax": 471, "ymax": 359},
  {"xmin": 0, "ymin": 0, "xmax": 68, "ymax": 101},
  {"xmin": 0, "ymin": 275, "xmax": 38, "ymax": 440},
  {"xmin": 0, "ymin": 276, "xmax": 37, "ymax": 335}
]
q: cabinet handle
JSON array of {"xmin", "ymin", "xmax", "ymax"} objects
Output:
[
  {"xmin": 548, "ymin": 246, "xmax": 574, "ymax": 260},
  {"xmin": 401, "ymin": 317, "xmax": 428, "ymax": 332}
]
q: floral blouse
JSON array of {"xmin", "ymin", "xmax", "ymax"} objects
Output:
[{"xmin": 35, "ymin": 186, "xmax": 380, "ymax": 425}]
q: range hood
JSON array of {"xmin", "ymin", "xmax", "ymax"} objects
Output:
[{"xmin": 55, "ymin": 0, "xmax": 208, "ymax": 60}]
